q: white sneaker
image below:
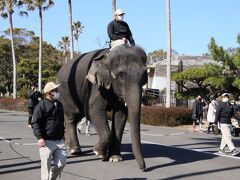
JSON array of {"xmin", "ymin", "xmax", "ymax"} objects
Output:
[
  {"xmin": 218, "ymin": 149, "xmax": 226, "ymax": 154},
  {"xmin": 231, "ymin": 149, "xmax": 240, "ymax": 156}
]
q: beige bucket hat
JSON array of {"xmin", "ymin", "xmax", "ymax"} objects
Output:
[{"xmin": 43, "ymin": 82, "xmax": 61, "ymax": 94}]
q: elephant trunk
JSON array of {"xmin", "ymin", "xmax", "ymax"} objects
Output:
[{"xmin": 126, "ymin": 86, "xmax": 146, "ymax": 171}]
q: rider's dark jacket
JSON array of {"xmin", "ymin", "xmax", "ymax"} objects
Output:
[{"xmin": 107, "ymin": 19, "xmax": 135, "ymax": 46}]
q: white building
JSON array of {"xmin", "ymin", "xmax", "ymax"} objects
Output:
[{"xmin": 147, "ymin": 55, "xmax": 214, "ymax": 91}]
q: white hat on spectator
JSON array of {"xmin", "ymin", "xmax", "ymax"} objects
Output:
[
  {"xmin": 222, "ymin": 93, "xmax": 229, "ymax": 97},
  {"xmin": 43, "ymin": 82, "xmax": 61, "ymax": 94}
]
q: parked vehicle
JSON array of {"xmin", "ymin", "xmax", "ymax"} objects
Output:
[{"xmin": 142, "ymin": 88, "xmax": 160, "ymax": 106}]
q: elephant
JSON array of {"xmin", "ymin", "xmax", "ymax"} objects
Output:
[{"xmin": 57, "ymin": 45, "xmax": 147, "ymax": 170}]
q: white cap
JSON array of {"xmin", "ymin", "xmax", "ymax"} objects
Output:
[
  {"xmin": 222, "ymin": 93, "xmax": 229, "ymax": 97},
  {"xmin": 115, "ymin": 9, "xmax": 125, "ymax": 16},
  {"xmin": 43, "ymin": 82, "xmax": 61, "ymax": 94}
]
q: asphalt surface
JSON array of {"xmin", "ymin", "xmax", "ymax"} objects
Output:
[{"xmin": 0, "ymin": 109, "xmax": 240, "ymax": 180}]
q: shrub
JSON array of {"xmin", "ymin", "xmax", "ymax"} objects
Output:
[
  {"xmin": 0, "ymin": 98, "xmax": 28, "ymax": 112},
  {"xmin": 141, "ymin": 106, "xmax": 192, "ymax": 127},
  {"xmin": 18, "ymin": 86, "xmax": 29, "ymax": 99},
  {"xmin": 0, "ymin": 98, "xmax": 192, "ymax": 127}
]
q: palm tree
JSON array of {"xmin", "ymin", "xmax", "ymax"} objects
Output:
[
  {"xmin": 72, "ymin": 21, "xmax": 84, "ymax": 53},
  {"xmin": 22, "ymin": 0, "xmax": 54, "ymax": 92},
  {"xmin": 112, "ymin": 0, "xmax": 116, "ymax": 19},
  {"xmin": 58, "ymin": 36, "xmax": 70, "ymax": 63},
  {"xmin": 68, "ymin": 0, "xmax": 74, "ymax": 59},
  {"xmin": 0, "ymin": 0, "xmax": 27, "ymax": 99},
  {"xmin": 166, "ymin": 0, "xmax": 172, "ymax": 108}
]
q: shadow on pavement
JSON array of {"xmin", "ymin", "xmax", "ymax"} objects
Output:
[
  {"xmin": 121, "ymin": 143, "xmax": 216, "ymax": 172},
  {"xmin": 161, "ymin": 166, "xmax": 240, "ymax": 180},
  {"xmin": 0, "ymin": 156, "xmax": 99, "ymax": 175}
]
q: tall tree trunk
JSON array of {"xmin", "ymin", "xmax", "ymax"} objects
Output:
[
  {"xmin": 76, "ymin": 38, "xmax": 79, "ymax": 53},
  {"xmin": 112, "ymin": 0, "xmax": 116, "ymax": 19},
  {"xmin": 68, "ymin": 0, "xmax": 74, "ymax": 59},
  {"xmin": 8, "ymin": 13, "xmax": 17, "ymax": 99},
  {"xmin": 166, "ymin": 0, "xmax": 172, "ymax": 108},
  {"xmin": 64, "ymin": 50, "xmax": 68, "ymax": 63},
  {"xmin": 38, "ymin": 7, "xmax": 43, "ymax": 92}
]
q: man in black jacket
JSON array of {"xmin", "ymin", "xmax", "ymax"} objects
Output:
[
  {"xmin": 191, "ymin": 95, "xmax": 203, "ymax": 132},
  {"xmin": 27, "ymin": 83, "xmax": 42, "ymax": 127},
  {"xmin": 107, "ymin": 9, "xmax": 135, "ymax": 49},
  {"xmin": 214, "ymin": 93, "xmax": 240, "ymax": 156},
  {"xmin": 32, "ymin": 82, "xmax": 67, "ymax": 180}
]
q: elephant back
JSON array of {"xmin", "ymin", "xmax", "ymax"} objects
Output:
[
  {"xmin": 57, "ymin": 48, "xmax": 109, "ymax": 83},
  {"xmin": 57, "ymin": 48, "xmax": 109, "ymax": 113}
]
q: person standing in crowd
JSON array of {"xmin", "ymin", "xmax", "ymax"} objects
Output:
[
  {"xmin": 27, "ymin": 83, "xmax": 42, "ymax": 127},
  {"xmin": 32, "ymin": 82, "xmax": 67, "ymax": 180},
  {"xmin": 200, "ymin": 98, "xmax": 208, "ymax": 130},
  {"xmin": 191, "ymin": 95, "xmax": 203, "ymax": 132},
  {"xmin": 214, "ymin": 93, "xmax": 240, "ymax": 156},
  {"xmin": 206, "ymin": 98, "xmax": 217, "ymax": 133},
  {"xmin": 107, "ymin": 9, "xmax": 135, "ymax": 49},
  {"xmin": 77, "ymin": 117, "xmax": 91, "ymax": 136}
]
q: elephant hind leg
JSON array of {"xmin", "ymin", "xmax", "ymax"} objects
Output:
[{"xmin": 64, "ymin": 115, "xmax": 81, "ymax": 155}]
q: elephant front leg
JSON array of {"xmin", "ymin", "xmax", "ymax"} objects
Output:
[
  {"xmin": 108, "ymin": 107, "xmax": 127, "ymax": 162},
  {"xmin": 64, "ymin": 115, "xmax": 81, "ymax": 155},
  {"xmin": 90, "ymin": 112, "xmax": 111, "ymax": 160}
]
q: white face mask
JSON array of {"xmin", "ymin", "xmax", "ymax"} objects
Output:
[
  {"xmin": 53, "ymin": 92, "xmax": 60, "ymax": 100},
  {"xmin": 222, "ymin": 98, "xmax": 229, "ymax": 102},
  {"xmin": 117, "ymin": 15, "xmax": 124, "ymax": 21}
]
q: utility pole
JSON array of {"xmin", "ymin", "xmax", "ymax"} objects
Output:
[
  {"xmin": 112, "ymin": 0, "xmax": 116, "ymax": 19},
  {"xmin": 166, "ymin": 0, "xmax": 172, "ymax": 108},
  {"xmin": 68, "ymin": 0, "xmax": 74, "ymax": 59}
]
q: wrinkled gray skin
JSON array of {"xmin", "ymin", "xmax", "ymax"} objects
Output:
[{"xmin": 57, "ymin": 45, "xmax": 147, "ymax": 170}]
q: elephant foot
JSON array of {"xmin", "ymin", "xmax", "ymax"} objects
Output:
[
  {"xmin": 93, "ymin": 149, "xmax": 104, "ymax": 158},
  {"xmin": 69, "ymin": 147, "xmax": 82, "ymax": 155},
  {"xmin": 93, "ymin": 146, "xmax": 107, "ymax": 160},
  {"xmin": 109, "ymin": 155, "xmax": 123, "ymax": 162}
]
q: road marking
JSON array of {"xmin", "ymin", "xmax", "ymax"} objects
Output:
[
  {"xmin": 0, "ymin": 136, "xmax": 37, "ymax": 146},
  {"xmin": 169, "ymin": 132, "xmax": 186, "ymax": 136},
  {"xmin": 142, "ymin": 140, "xmax": 240, "ymax": 160},
  {"xmin": 141, "ymin": 132, "xmax": 187, "ymax": 136},
  {"xmin": 141, "ymin": 133, "xmax": 165, "ymax": 137},
  {"xmin": 125, "ymin": 127, "xmax": 189, "ymax": 137}
]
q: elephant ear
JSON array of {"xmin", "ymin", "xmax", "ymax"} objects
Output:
[{"xmin": 87, "ymin": 59, "xmax": 112, "ymax": 89}]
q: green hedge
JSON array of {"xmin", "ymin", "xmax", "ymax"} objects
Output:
[
  {"xmin": 141, "ymin": 106, "xmax": 192, "ymax": 127},
  {"xmin": 0, "ymin": 98, "xmax": 192, "ymax": 127}
]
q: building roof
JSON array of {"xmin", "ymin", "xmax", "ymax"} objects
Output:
[{"xmin": 153, "ymin": 55, "xmax": 214, "ymax": 76}]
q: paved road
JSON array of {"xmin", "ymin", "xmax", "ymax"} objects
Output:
[{"xmin": 0, "ymin": 110, "xmax": 240, "ymax": 180}]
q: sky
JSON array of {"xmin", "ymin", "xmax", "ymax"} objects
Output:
[{"xmin": 1, "ymin": 0, "xmax": 240, "ymax": 56}]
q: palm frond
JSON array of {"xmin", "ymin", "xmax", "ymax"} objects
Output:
[
  {"xmin": 0, "ymin": 1, "xmax": 6, "ymax": 11},
  {"xmin": 19, "ymin": 11, "xmax": 28, "ymax": 17},
  {"xmin": 0, "ymin": 12, "xmax": 8, "ymax": 18},
  {"xmin": 43, "ymin": 0, "xmax": 54, "ymax": 11}
]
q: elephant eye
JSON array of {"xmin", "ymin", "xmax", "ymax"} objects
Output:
[
  {"xmin": 111, "ymin": 71, "xmax": 124, "ymax": 79},
  {"xmin": 116, "ymin": 72, "xmax": 123, "ymax": 79}
]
